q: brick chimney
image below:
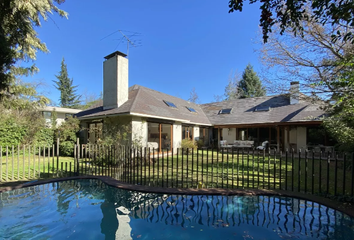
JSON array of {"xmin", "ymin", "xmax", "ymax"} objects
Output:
[
  {"xmin": 290, "ymin": 81, "xmax": 300, "ymax": 105},
  {"xmin": 103, "ymin": 51, "xmax": 128, "ymax": 110}
]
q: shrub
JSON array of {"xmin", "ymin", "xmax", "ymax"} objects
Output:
[
  {"xmin": 34, "ymin": 127, "xmax": 54, "ymax": 146},
  {"xmin": 196, "ymin": 139, "xmax": 204, "ymax": 148},
  {"xmin": 181, "ymin": 139, "xmax": 197, "ymax": 153},
  {"xmin": 56, "ymin": 116, "xmax": 80, "ymax": 156}
]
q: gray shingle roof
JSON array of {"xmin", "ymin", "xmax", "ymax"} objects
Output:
[
  {"xmin": 76, "ymin": 85, "xmax": 211, "ymax": 125},
  {"xmin": 200, "ymin": 95, "xmax": 325, "ymax": 126},
  {"xmin": 77, "ymin": 87, "xmax": 325, "ymax": 126}
]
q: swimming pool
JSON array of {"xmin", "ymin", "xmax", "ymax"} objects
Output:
[{"xmin": 1, "ymin": 179, "xmax": 354, "ymax": 240}]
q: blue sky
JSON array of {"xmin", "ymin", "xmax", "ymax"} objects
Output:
[{"xmin": 26, "ymin": 0, "xmax": 264, "ymax": 105}]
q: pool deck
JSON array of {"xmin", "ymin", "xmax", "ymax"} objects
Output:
[{"xmin": 1, "ymin": 175, "xmax": 354, "ymax": 218}]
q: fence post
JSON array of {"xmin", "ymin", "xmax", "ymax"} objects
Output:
[
  {"xmin": 77, "ymin": 138, "xmax": 80, "ymax": 176},
  {"xmin": 0, "ymin": 146, "xmax": 2, "ymax": 182},
  {"xmin": 56, "ymin": 138, "xmax": 59, "ymax": 173}
]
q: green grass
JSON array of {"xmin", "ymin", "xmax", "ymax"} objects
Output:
[
  {"xmin": 1, "ymin": 149, "xmax": 352, "ymax": 199},
  {"xmin": 0, "ymin": 153, "xmax": 75, "ymax": 183},
  {"xmin": 120, "ymin": 150, "xmax": 353, "ymax": 197}
]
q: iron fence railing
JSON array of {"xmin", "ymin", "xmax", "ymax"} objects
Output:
[{"xmin": 1, "ymin": 144, "xmax": 353, "ymax": 201}]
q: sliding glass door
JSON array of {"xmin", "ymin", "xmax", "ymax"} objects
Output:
[{"xmin": 147, "ymin": 122, "xmax": 173, "ymax": 152}]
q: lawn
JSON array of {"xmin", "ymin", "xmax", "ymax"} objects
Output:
[
  {"xmin": 119, "ymin": 149, "xmax": 353, "ymax": 197},
  {"xmin": 1, "ymin": 147, "xmax": 353, "ymax": 199},
  {"xmin": 0, "ymin": 147, "xmax": 75, "ymax": 183}
]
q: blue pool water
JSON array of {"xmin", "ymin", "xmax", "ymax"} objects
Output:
[{"xmin": 1, "ymin": 179, "xmax": 354, "ymax": 240}]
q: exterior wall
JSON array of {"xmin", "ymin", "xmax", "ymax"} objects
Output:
[
  {"xmin": 102, "ymin": 116, "xmax": 132, "ymax": 145},
  {"xmin": 296, "ymin": 127, "xmax": 307, "ymax": 151},
  {"xmin": 289, "ymin": 126, "xmax": 307, "ymax": 151},
  {"xmin": 56, "ymin": 112, "xmax": 69, "ymax": 126},
  {"xmin": 222, "ymin": 128, "xmax": 235, "ymax": 143},
  {"xmin": 131, "ymin": 117, "xmax": 147, "ymax": 147},
  {"xmin": 42, "ymin": 111, "xmax": 75, "ymax": 127},
  {"xmin": 103, "ymin": 54, "xmax": 128, "ymax": 110},
  {"xmin": 193, "ymin": 126, "xmax": 200, "ymax": 141},
  {"xmin": 173, "ymin": 123, "xmax": 182, "ymax": 154}
]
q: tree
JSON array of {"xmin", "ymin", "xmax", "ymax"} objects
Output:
[
  {"xmin": 322, "ymin": 58, "xmax": 354, "ymax": 151},
  {"xmin": 224, "ymin": 71, "xmax": 241, "ymax": 100},
  {"xmin": 260, "ymin": 17, "xmax": 354, "ymax": 150},
  {"xmin": 53, "ymin": 58, "xmax": 81, "ymax": 108},
  {"xmin": 0, "ymin": 0, "xmax": 67, "ymax": 101},
  {"xmin": 237, "ymin": 64, "xmax": 266, "ymax": 98},
  {"xmin": 259, "ymin": 19, "xmax": 353, "ymax": 98},
  {"xmin": 228, "ymin": 0, "xmax": 354, "ymax": 43},
  {"xmin": 188, "ymin": 87, "xmax": 199, "ymax": 103}
]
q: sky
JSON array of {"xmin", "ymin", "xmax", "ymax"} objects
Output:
[{"xmin": 26, "ymin": 0, "xmax": 265, "ymax": 105}]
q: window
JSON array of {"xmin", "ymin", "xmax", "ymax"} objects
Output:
[
  {"xmin": 218, "ymin": 108, "xmax": 232, "ymax": 114},
  {"xmin": 148, "ymin": 122, "xmax": 173, "ymax": 152},
  {"xmin": 163, "ymin": 100, "xmax": 177, "ymax": 108},
  {"xmin": 43, "ymin": 111, "xmax": 52, "ymax": 118},
  {"xmin": 182, "ymin": 126, "xmax": 193, "ymax": 140},
  {"xmin": 254, "ymin": 106, "xmax": 270, "ymax": 112},
  {"xmin": 186, "ymin": 107, "xmax": 197, "ymax": 113}
]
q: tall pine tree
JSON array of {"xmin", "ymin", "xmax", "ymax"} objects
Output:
[
  {"xmin": 237, "ymin": 64, "xmax": 266, "ymax": 98},
  {"xmin": 53, "ymin": 58, "xmax": 81, "ymax": 108}
]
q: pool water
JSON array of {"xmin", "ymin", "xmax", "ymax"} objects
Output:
[{"xmin": 1, "ymin": 179, "xmax": 354, "ymax": 240}]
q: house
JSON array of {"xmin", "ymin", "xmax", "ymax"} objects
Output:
[
  {"xmin": 201, "ymin": 84, "xmax": 330, "ymax": 152},
  {"xmin": 76, "ymin": 51, "xmax": 212, "ymax": 153},
  {"xmin": 41, "ymin": 106, "xmax": 82, "ymax": 127},
  {"xmin": 76, "ymin": 51, "xmax": 329, "ymax": 152}
]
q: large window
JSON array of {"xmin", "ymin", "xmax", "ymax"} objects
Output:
[
  {"xmin": 147, "ymin": 122, "xmax": 173, "ymax": 152},
  {"xmin": 182, "ymin": 126, "xmax": 193, "ymax": 140},
  {"xmin": 199, "ymin": 127, "xmax": 209, "ymax": 146},
  {"xmin": 88, "ymin": 122, "xmax": 102, "ymax": 144}
]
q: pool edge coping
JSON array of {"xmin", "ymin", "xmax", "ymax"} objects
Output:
[{"xmin": 1, "ymin": 175, "xmax": 354, "ymax": 218}]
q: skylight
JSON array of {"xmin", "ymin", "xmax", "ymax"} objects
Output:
[
  {"xmin": 218, "ymin": 108, "xmax": 232, "ymax": 114},
  {"xmin": 254, "ymin": 106, "xmax": 270, "ymax": 112},
  {"xmin": 186, "ymin": 107, "xmax": 197, "ymax": 113},
  {"xmin": 163, "ymin": 100, "xmax": 177, "ymax": 108}
]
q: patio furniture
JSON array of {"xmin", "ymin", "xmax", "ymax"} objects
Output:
[
  {"xmin": 233, "ymin": 140, "xmax": 254, "ymax": 148},
  {"xmin": 256, "ymin": 141, "xmax": 269, "ymax": 150}
]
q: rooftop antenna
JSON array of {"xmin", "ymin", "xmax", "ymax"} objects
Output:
[{"xmin": 101, "ymin": 30, "xmax": 142, "ymax": 58}]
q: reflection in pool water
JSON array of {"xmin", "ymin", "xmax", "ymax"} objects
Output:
[{"xmin": 1, "ymin": 179, "xmax": 354, "ymax": 239}]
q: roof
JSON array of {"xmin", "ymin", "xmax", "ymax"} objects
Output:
[
  {"xmin": 77, "ymin": 86, "xmax": 325, "ymax": 126},
  {"xmin": 200, "ymin": 95, "xmax": 325, "ymax": 126},
  {"xmin": 41, "ymin": 106, "xmax": 82, "ymax": 114},
  {"xmin": 76, "ymin": 85, "xmax": 212, "ymax": 125}
]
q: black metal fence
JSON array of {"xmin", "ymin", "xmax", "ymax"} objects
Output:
[
  {"xmin": 72, "ymin": 146, "xmax": 354, "ymax": 200},
  {"xmin": 1, "ymin": 144, "xmax": 353, "ymax": 201}
]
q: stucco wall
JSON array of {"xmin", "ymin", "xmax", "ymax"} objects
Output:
[
  {"xmin": 222, "ymin": 128, "xmax": 235, "ymax": 143},
  {"xmin": 103, "ymin": 54, "xmax": 128, "ymax": 109},
  {"xmin": 193, "ymin": 126, "xmax": 200, "ymax": 141},
  {"xmin": 173, "ymin": 123, "xmax": 182, "ymax": 154},
  {"xmin": 289, "ymin": 126, "xmax": 308, "ymax": 151},
  {"xmin": 131, "ymin": 117, "xmax": 147, "ymax": 147},
  {"xmin": 297, "ymin": 127, "xmax": 307, "ymax": 151}
]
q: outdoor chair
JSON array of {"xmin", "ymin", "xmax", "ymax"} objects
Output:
[{"xmin": 256, "ymin": 141, "xmax": 269, "ymax": 150}]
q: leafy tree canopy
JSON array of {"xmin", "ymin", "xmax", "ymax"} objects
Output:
[
  {"xmin": 228, "ymin": 0, "xmax": 354, "ymax": 43},
  {"xmin": 0, "ymin": 0, "xmax": 67, "ymax": 102},
  {"xmin": 237, "ymin": 64, "xmax": 266, "ymax": 98},
  {"xmin": 53, "ymin": 58, "xmax": 81, "ymax": 108}
]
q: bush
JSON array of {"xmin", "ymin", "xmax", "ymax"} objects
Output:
[
  {"xmin": 181, "ymin": 139, "xmax": 197, "ymax": 153},
  {"xmin": 56, "ymin": 116, "xmax": 80, "ymax": 156},
  {"xmin": 196, "ymin": 139, "xmax": 204, "ymax": 148},
  {"xmin": 34, "ymin": 127, "xmax": 54, "ymax": 146},
  {"xmin": 60, "ymin": 141, "xmax": 75, "ymax": 156},
  {"xmin": 0, "ymin": 118, "xmax": 27, "ymax": 148}
]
